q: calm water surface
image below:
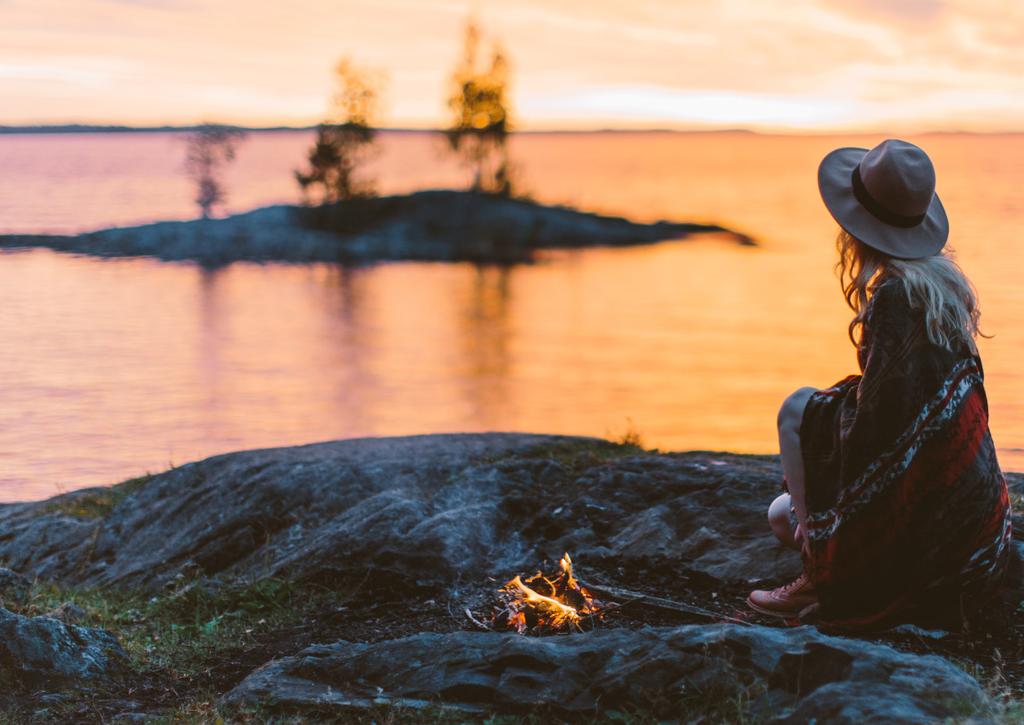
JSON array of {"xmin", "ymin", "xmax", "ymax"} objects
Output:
[{"xmin": 0, "ymin": 130, "xmax": 1021, "ymax": 500}]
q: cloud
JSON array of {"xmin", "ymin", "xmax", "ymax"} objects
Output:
[
  {"xmin": 822, "ymin": 0, "xmax": 946, "ymax": 24},
  {"xmin": 521, "ymin": 85, "xmax": 858, "ymax": 128},
  {"xmin": 0, "ymin": 57, "xmax": 131, "ymax": 86},
  {"xmin": 0, "ymin": 0, "xmax": 1020, "ymax": 129},
  {"xmin": 99, "ymin": 0, "xmax": 191, "ymax": 8}
]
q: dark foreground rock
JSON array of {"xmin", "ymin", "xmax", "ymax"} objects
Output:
[
  {"xmin": 0, "ymin": 433, "xmax": 799, "ymax": 595},
  {"xmin": 0, "ymin": 567, "xmax": 30, "ymax": 606},
  {"xmin": 0, "ymin": 607, "xmax": 126, "ymax": 686},
  {"xmin": 0, "ymin": 433, "xmax": 1018, "ymax": 721},
  {"xmin": 0, "ymin": 190, "xmax": 753, "ymax": 266},
  {"xmin": 224, "ymin": 624, "xmax": 985, "ymax": 723}
]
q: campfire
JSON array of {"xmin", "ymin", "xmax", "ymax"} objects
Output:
[{"xmin": 494, "ymin": 553, "xmax": 604, "ymax": 634}]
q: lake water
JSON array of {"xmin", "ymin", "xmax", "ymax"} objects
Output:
[{"xmin": 0, "ymin": 130, "xmax": 1021, "ymax": 501}]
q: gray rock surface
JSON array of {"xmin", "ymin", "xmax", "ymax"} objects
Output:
[
  {"xmin": 0, "ymin": 607, "xmax": 127, "ymax": 686},
  {"xmin": 0, "ymin": 567, "xmax": 30, "ymax": 606},
  {"xmin": 0, "ymin": 433, "xmax": 1017, "ymax": 719},
  {"xmin": 44, "ymin": 602, "xmax": 87, "ymax": 625},
  {"xmin": 0, "ymin": 434, "xmax": 799, "ymax": 594},
  {"xmin": 0, "ymin": 191, "xmax": 752, "ymax": 266},
  {"xmin": 223, "ymin": 624, "xmax": 987, "ymax": 723}
]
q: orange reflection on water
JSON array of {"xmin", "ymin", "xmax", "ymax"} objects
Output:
[{"xmin": 0, "ymin": 131, "xmax": 1020, "ymax": 500}]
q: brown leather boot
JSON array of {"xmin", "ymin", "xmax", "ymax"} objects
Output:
[{"xmin": 746, "ymin": 572, "xmax": 819, "ymax": 619}]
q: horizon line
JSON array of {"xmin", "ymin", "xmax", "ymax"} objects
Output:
[{"xmin": 1, "ymin": 123, "xmax": 1023, "ymax": 137}]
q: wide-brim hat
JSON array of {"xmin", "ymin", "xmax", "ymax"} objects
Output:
[{"xmin": 818, "ymin": 138, "xmax": 948, "ymax": 259}]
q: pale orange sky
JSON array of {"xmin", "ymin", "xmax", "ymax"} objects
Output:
[{"xmin": 3, "ymin": 0, "xmax": 1022, "ymax": 131}]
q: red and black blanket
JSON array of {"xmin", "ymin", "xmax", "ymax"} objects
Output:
[{"xmin": 799, "ymin": 275, "xmax": 1013, "ymax": 630}]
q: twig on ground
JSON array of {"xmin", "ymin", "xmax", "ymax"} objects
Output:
[
  {"xmin": 464, "ymin": 608, "xmax": 492, "ymax": 631},
  {"xmin": 590, "ymin": 583, "xmax": 751, "ymax": 626}
]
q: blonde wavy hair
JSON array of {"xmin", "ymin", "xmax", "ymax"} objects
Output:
[{"xmin": 834, "ymin": 228, "xmax": 985, "ymax": 352}]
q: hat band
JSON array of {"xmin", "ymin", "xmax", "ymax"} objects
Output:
[{"xmin": 850, "ymin": 166, "xmax": 927, "ymax": 228}]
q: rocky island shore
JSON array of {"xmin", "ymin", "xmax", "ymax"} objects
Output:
[
  {"xmin": 0, "ymin": 191, "xmax": 753, "ymax": 267},
  {"xmin": 0, "ymin": 433, "xmax": 1019, "ymax": 722}
]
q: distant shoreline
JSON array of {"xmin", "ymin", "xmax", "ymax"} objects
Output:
[
  {"xmin": 1, "ymin": 124, "xmax": 1019, "ymax": 136},
  {"xmin": 0, "ymin": 124, "xmax": 756, "ymax": 136}
]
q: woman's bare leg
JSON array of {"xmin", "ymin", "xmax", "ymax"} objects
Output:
[
  {"xmin": 777, "ymin": 387, "xmax": 817, "ymax": 543},
  {"xmin": 746, "ymin": 387, "xmax": 821, "ymax": 615}
]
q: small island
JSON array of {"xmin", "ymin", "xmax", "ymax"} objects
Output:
[{"xmin": 0, "ymin": 190, "xmax": 754, "ymax": 267}]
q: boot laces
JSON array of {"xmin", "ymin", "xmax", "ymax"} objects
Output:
[{"xmin": 775, "ymin": 573, "xmax": 808, "ymax": 595}]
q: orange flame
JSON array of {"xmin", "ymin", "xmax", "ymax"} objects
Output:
[{"xmin": 497, "ymin": 552, "xmax": 602, "ymax": 634}]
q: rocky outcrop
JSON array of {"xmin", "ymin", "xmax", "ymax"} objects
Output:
[
  {"xmin": 1, "ymin": 432, "xmax": 1018, "ymax": 603},
  {"xmin": 223, "ymin": 624, "xmax": 986, "ymax": 723},
  {"xmin": 0, "ymin": 191, "xmax": 753, "ymax": 266},
  {"xmin": 0, "ymin": 433, "xmax": 1018, "ymax": 720},
  {"xmin": 0, "ymin": 607, "xmax": 127, "ymax": 686},
  {"xmin": 0, "ymin": 434, "xmax": 799, "ymax": 595}
]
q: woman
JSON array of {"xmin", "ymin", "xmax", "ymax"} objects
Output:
[{"xmin": 747, "ymin": 139, "xmax": 1013, "ymax": 631}]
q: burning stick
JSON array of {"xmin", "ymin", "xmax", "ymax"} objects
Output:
[{"xmin": 495, "ymin": 553, "xmax": 604, "ymax": 635}]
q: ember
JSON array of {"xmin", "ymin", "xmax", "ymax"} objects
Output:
[{"xmin": 495, "ymin": 553, "xmax": 603, "ymax": 634}]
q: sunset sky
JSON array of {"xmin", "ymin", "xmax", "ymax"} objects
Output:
[{"xmin": 3, "ymin": 0, "xmax": 1022, "ymax": 131}]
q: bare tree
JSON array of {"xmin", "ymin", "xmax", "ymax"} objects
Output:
[
  {"xmin": 296, "ymin": 59, "xmax": 384, "ymax": 204},
  {"xmin": 185, "ymin": 123, "xmax": 247, "ymax": 219},
  {"xmin": 446, "ymin": 19, "xmax": 513, "ymax": 196}
]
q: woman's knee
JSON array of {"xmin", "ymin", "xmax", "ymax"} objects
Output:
[
  {"xmin": 768, "ymin": 493, "xmax": 792, "ymax": 527},
  {"xmin": 777, "ymin": 386, "xmax": 817, "ymax": 434},
  {"xmin": 768, "ymin": 493, "xmax": 797, "ymax": 548}
]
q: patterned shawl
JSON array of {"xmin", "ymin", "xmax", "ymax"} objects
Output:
[{"xmin": 799, "ymin": 275, "xmax": 1013, "ymax": 629}]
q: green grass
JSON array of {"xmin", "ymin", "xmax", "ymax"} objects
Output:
[
  {"xmin": 14, "ymin": 575, "xmax": 334, "ymax": 679},
  {"xmin": 2, "ymin": 575, "xmax": 347, "ymax": 721},
  {"xmin": 42, "ymin": 472, "xmax": 156, "ymax": 520},
  {"xmin": 502, "ymin": 436, "xmax": 649, "ymax": 472},
  {"xmin": 940, "ymin": 650, "xmax": 1024, "ymax": 724}
]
